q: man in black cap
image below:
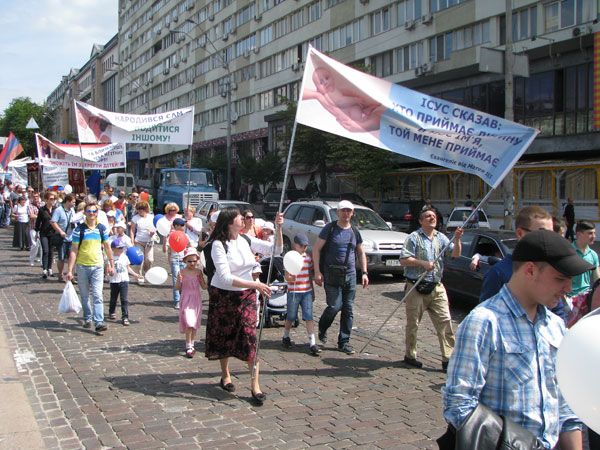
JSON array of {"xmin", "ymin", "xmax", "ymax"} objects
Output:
[{"xmin": 444, "ymin": 230, "xmax": 591, "ymax": 450}]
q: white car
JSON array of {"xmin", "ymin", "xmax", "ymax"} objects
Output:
[
  {"xmin": 282, "ymin": 200, "xmax": 408, "ymax": 277},
  {"xmin": 445, "ymin": 207, "xmax": 491, "ymax": 232}
]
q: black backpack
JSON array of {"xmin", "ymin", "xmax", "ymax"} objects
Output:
[{"xmin": 203, "ymin": 234, "xmax": 251, "ymax": 284}]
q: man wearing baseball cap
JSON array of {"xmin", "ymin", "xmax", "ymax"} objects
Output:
[
  {"xmin": 444, "ymin": 230, "xmax": 592, "ymax": 449},
  {"xmin": 313, "ymin": 200, "xmax": 368, "ymax": 355}
]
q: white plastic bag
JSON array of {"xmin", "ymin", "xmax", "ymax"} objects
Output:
[{"xmin": 58, "ymin": 281, "xmax": 82, "ymax": 314}]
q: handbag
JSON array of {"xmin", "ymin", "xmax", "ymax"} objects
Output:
[
  {"xmin": 326, "ymin": 264, "xmax": 348, "ymax": 287},
  {"xmin": 437, "ymin": 403, "xmax": 544, "ymax": 450},
  {"xmin": 408, "ymin": 278, "xmax": 437, "ymax": 295},
  {"xmin": 325, "ymin": 235, "xmax": 353, "ymax": 288}
]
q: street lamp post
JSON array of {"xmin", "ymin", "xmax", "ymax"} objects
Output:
[{"xmin": 171, "ymin": 21, "xmax": 234, "ymax": 199}]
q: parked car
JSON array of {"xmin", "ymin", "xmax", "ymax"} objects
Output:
[
  {"xmin": 195, "ymin": 200, "xmax": 253, "ymax": 225},
  {"xmin": 262, "ymin": 189, "xmax": 306, "ymax": 219},
  {"xmin": 442, "ymin": 230, "xmax": 517, "ymax": 305},
  {"xmin": 282, "ymin": 200, "xmax": 408, "ymax": 277},
  {"xmin": 378, "ymin": 201, "xmax": 413, "ymax": 232},
  {"xmin": 445, "ymin": 207, "xmax": 491, "ymax": 232}
]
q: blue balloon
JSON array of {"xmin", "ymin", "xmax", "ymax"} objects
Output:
[
  {"xmin": 153, "ymin": 214, "xmax": 164, "ymax": 227},
  {"xmin": 126, "ymin": 246, "xmax": 144, "ymax": 265}
]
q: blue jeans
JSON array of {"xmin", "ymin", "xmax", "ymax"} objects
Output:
[
  {"xmin": 286, "ymin": 290, "xmax": 314, "ymax": 322},
  {"xmin": 170, "ymin": 259, "xmax": 185, "ymax": 306},
  {"xmin": 2, "ymin": 205, "xmax": 9, "ymax": 227},
  {"xmin": 77, "ymin": 265, "xmax": 105, "ymax": 325},
  {"xmin": 319, "ymin": 273, "xmax": 357, "ymax": 347}
]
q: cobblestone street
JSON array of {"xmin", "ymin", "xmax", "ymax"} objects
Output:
[{"xmin": 0, "ymin": 228, "xmax": 468, "ymax": 449}]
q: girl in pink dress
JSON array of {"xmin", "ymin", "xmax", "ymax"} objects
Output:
[{"xmin": 176, "ymin": 248, "xmax": 207, "ymax": 357}]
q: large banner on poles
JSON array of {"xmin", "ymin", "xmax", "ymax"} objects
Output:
[
  {"xmin": 35, "ymin": 134, "xmax": 126, "ymax": 170},
  {"xmin": 74, "ymin": 101, "xmax": 194, "ymax": 145},
  {"xmin": 296, "ymin": 47, "xmax": 538, "ymax": 188}
]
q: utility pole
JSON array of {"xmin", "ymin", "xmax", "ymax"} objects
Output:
[{"xmin": 503, "ymin": 0, "xmax": 515, "ymax": 230}]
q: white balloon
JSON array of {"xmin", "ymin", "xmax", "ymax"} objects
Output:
[
  {"xmin": 557, "ymin": 314, "xmax": 600, "ymax": 434},
  {"xmin": 283, "ymin": 250, "xmax": 305, "ymax": 276},
  {"xmin": 63, "ymin": 184, "xmax": 73, "ymax": 195},
  {"xmin": 156, "ymin": 217, "xmax": 171, "ymax": 236},
  {"xmin": 145, "ymin": 266, "xmax": 168, "ymax": 285}
]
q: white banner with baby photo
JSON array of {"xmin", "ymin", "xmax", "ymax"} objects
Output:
[
  {"xmin": 74, "ymin": 100, "xmax": 194, "ymax": 146},
  {"xmin": 35, "ymin": 133, "xmax": 126, "ymax": 170},
  {"xmin": 295, "ymin": 46, "xmax": 538, "ymax": 189}
]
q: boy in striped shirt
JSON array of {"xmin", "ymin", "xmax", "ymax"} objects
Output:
[{"xmin": 282, "ymin": 234, "xmax": 320, "ymax": 356}]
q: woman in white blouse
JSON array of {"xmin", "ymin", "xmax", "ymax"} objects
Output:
[
  {"xmin": 205, "ymin": 207, "xmax": 283, "ymax": 405},
  {"xmin": 129, "ymin": 201, "xmax": 156, "ymax": 276},
  {"xmin": 12, "ymin": 196, "xmax": 31, "ymax": 250}
]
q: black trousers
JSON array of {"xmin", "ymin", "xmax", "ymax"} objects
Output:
[
  {"xmin": 40, "ymin": 236, "xmax": 54, "ymax": 272},
  {"xmin": 109, "ymin": 282, "xmax": 129, "ymax": 318}
]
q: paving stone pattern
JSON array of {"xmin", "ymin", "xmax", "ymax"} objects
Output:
[{"xmin": 0, "ymin": 229, "xmax": 465, "ymax": 449}]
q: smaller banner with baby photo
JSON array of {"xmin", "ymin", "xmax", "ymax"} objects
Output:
[
  {"xmin": 74, "ymin": 100, "xmax": 194, "ymax": 146},
  {"xmin": 36, "ymin": 134, "xmax": 126, "ymax": 170}
]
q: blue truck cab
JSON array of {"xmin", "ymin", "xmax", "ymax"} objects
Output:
[{"xmin": 156, "ymin": 168, "xmax": 218, "ymax": 213}]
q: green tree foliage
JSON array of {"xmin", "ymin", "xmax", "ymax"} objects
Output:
[
  {"xmin": 0, "ymin": 98, "xmax": 53, "ymax": 157},
  {"xmin": 238, "ymin": 150, "xmax": 284, "ymax": 194},
  {"xmin": 197, "ymin": 148, "xmax": 227, "ymax": 188}
]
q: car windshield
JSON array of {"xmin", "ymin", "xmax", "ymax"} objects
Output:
[
  {"xmin": 449, "ymin": 209, "xmax": 487, "ymax": 222},
  {"xmin": 330, "ymin": 208, "xmax": 390, "ymax": 230},
  {"xmin": 165, "ymin": 171, "xmax": 213, "ymax": 187},
  {"xmin": 379, "ymin": 203, "xmax": 410, "ymax": 218},
  {"xmin": 221, "ymin": 202, "xmax": 249, "ymax": 211}
]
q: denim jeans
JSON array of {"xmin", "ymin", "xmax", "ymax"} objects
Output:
[
  {"xmin": 77, "ymin": 265, "xmax": 105, "ymax": 325},
  {"xmin": 170, "ymin": 259, "xmax": 185, "ymax": 306},
  {"xmin": 319, "ymin": 272, "xmax": 357, "ymax": 347},
  {"xmin": 286, "ymin": 290, "xmax": 314, "ymax": 322},
  {"xmin": 2, "ymin": 205, "xmax": 10, "ymax": 227}
]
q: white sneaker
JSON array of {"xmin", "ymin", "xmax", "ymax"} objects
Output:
[
  {"xmin": 42, "ymin": 270, "xmax": 48, "ymax": 279},
  {"xmin": 48, "ymin": 269, "xmax": 53, "ymax": 277}
]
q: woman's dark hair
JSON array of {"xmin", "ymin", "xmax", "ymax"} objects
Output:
[{"xmin": 210, "ymin": 207, "xmax": 240, "ymax": 247}]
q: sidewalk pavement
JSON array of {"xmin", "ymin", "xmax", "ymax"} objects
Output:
[
  {"xmin": 0, "ymin": 228, "xmax": 455, "ymax": 449},
  {"xmin": 0, "ymin": 322, "xmax": 44, "ymax": 449}
]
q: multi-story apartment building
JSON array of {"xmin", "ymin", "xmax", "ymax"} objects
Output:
[
  {"xmin": 47, "ymin": 35, "xmax": 119, "ymax": 144},
  {"xmin": 49, "ymin": 0, "xmax": 600, "ymax": 225}
]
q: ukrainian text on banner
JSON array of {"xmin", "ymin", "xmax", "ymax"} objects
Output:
[
  {"xmin": 36, "ymin": 134, "xmax": 126, "ymax": 170},
  {"xmin": 42, "ymin": 164, "xmax": 69, "ymax": 188},
  {"xmin": 74, "ymin": 101, "xmax": 194, "ymax": 145},
  {"xmin": 296, "ymin": 47, "xmax": 538, "ymax": 188}
]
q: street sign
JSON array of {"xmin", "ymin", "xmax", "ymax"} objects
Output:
[{"xmin": 25, "ymin": 117, "xmax": 39, "ymax": 129}]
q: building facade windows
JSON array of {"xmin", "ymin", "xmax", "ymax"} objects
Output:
[
  {"xmin": 372, "ymin": 7, "xmax": 391, "ymax": 35},
  {"xmin": 399, "ymin": 0, "xmax": 422, "ymax": 25}
]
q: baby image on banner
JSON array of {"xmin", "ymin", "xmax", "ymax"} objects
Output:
[{"xmin": 296, "ymin": 47, "xmax": 539, "ymax": 189}]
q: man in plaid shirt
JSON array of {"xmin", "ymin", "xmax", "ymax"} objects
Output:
[{"xmin": 443, "ymin": 230, "xmax": 592, "ymax": 449}]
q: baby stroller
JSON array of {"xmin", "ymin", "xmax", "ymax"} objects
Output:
[{"xmin": 256, "ymin": 256, "xmax": 299, "ymax": 328}]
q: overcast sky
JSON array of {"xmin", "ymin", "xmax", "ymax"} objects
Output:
[{"xmin": 0, "ymin": 0, "xmax": 118, "ymax": 115}]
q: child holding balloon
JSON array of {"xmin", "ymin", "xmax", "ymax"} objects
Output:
[
  {"xmin": 281, "ymin": 234, "xmax": 320, "ymax": 356},
  {"xmin": 108, "ymin": 238, "xmax": 141, "ymax": 325},
  {"xmin": 165, "ymin": 218, "xmax": 189, "ymax": 309},
  {"xmin": 176, "ymin": 248, "xmax": 207, "ymax": 357}
]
